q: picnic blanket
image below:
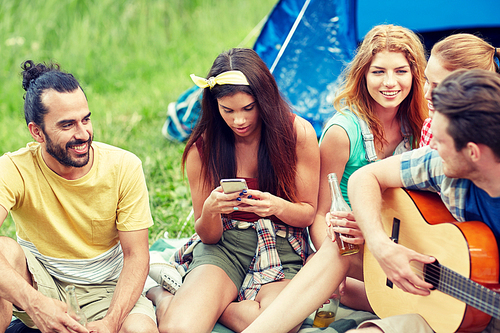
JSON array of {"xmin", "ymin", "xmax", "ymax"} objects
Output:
[{"xmin": 150, "ymin": 238, "xmax": 378, "ymax": 333}]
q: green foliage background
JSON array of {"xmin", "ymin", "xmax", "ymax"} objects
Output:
[{"xmin": 0, "ymin": 0, "xmax": 277, "ymax": 244}]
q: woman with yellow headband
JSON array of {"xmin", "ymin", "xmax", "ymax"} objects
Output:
[{"xmin": 146, "ymin": 48, "xmax": 320, "ymax": 332}]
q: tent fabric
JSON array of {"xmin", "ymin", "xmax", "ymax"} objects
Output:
[
  {"xmin": 264, "ymin": 0, "xmax": 357, "ymax": 136},
  {"xmin": 356, "ymin": 0, "xmax": 500, "ymax": 40},
  {"xmin": 253, "ymin": 0, "xmax": 308, "ymax": 68}
]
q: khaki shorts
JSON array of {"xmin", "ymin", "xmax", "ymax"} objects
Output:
[
  {"xmin": 187, "ymin": 226, "xmax": 303, "ymax": 289},
  {"xmin": 14, "ymin": 246, "xmax": 156, "ymax": 328},
  {"xmin": 358, "ymin": 314, "xmax": 433, "ymax": 333},
  {"xmin": 359, "ymin": 314, "xmax": 500, "ymax": 333}
]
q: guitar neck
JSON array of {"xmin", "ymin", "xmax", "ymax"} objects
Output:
[{"xmin": 429, "ymin": 262, "xmax": 500, "ymax": 320}]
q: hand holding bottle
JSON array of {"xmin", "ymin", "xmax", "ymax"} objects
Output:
[
  {"xmin": 23, "ymin": 294, "xmax": 88, "ymax": 333},
  {"xmin": 65, "ymin": 285, "xmax": 87, "ymax": 328},
  {"xmin": 327, "ymin": 173, "xmax": 360, "ymax": 255},
  {"xmin": 327, "ymin": 211, "xmax": 364, "ymax": 244}
]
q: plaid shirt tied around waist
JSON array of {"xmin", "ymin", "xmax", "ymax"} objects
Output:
[{"xmin": 170, "ymin": 217, "xmax": 310, "ymax": 301}]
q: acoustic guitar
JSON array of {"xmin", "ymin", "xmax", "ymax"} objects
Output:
[{"xmin": 364, "ymin": 188, "xmax": 500, "ymax": 333}]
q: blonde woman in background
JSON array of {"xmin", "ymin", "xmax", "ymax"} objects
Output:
[{"xmin": 420, "ymin": 33, "xmax": 500, "ymax": 147}]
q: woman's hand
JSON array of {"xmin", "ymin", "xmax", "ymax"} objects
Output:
[
  {"xmin": 329, "ymin": 284, "xmax": 342, "ymax": 300},
  {"xmin": 204, "ymin": 186, "xmax": 250, "ymax": 215},
  {"xmin": 236, "ymin": 189, "xmax": 278, "ymax": 217},
  {"xmin": 196, "ymin": 186, "xmax": 247, "ymax": 244},
  {"xmin": 326, "ymin": 211, "xmax": 364, "ymax": 245}
]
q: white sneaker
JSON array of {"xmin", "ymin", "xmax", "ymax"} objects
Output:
[{"xmin": 149, "ymin": 263, "xmax": 183, "ymax": 294}]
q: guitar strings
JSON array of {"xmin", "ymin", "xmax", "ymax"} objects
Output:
[
  {"xmin": 438, "ymin": 266, "xmax": 500, "ymax": 319},
  {"xmin": 407, "ymin": 263, "xmax": 500, "ymax": 318}
]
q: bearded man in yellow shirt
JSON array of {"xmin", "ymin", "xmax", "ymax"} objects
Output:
[{"xmin": 0, "ymin": 61, "xmax": 158, "ymax": 333}]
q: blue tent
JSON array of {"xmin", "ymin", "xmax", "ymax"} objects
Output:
[{"xmin": 163, "ymin": 0, "xmax": 500, "ymax": 140}]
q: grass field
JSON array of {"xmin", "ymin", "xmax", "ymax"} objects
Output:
[{"xmin": 0, "ymin": 0, "xmax": 277, "ymax": 244}]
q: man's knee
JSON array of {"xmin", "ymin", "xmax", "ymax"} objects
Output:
[
  {"xmin": 0, "ymin": 236, "xmax": 20, "ymax": 252},
  {"xmin": 0, "ymin": 237, "xmax": 27, "ymax": 271},
  {"xmin": 158, "ymin": 321, "xmax": 194, "ymax": 333},
  {"xmin": 120, "ymin": 314, "xmax": 158, "ymax": 333}
]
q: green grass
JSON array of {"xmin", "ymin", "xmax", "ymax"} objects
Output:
[{"xmin": 0, "ymin": 0, "xmax": 277, "ymax": 244}]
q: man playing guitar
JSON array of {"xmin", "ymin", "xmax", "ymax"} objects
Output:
[{"xmin": 348, "ymin": 69, "xmax": 500, "ymax": 333}]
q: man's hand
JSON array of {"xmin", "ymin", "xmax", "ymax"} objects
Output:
[
  {"xmin": 371, "ymin": 240, "xmax": 435, "ymax": 296},
  {"xmin": 87, "ymin": 317, "xmax": 114, "ymax": 333},
  {"xmin": 26, "ymin": 295, "xmax": 88, "ymax": 333}
]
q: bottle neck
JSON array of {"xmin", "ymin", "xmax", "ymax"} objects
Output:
[
  {"xmin": 65, "ymin": 285, "xmax": 80, "ymax": 308},
  {"xmin": 328, "ymin": 176, "xmax": 342, "ymax": 201},
  {"xmin": 328, "ymin": 173, "xmax": 350, "ymax": 212}
]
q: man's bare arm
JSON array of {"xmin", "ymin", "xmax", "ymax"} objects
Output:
[
  {"xmin": 86, "ymin": 228, "xmax": 150, "ymax": 333},
  {"xmin": 0, "ymin": 206, "xmax": 87, "ymax": 333},
  {"xmin": 348, "ymin": 155, "xmax": 434, "ymax": 295}
]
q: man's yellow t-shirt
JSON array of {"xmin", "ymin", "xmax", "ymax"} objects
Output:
[{"xmin": 0, "ymin": 141, "xmax": 153, "ymax": 284}]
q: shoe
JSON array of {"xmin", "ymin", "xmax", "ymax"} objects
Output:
[{"xmin": 148, "ymin": 263, "xmax": 183, "ymax": 294}]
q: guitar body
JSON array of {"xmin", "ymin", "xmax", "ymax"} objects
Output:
[{"xmin": 364, "ymin": 188, "xmax": 499, "ymax": 333}]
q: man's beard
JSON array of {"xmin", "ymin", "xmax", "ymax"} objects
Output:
[{"xmin": 44, "ymin": 131, "xmax": 93, "ymax": 168}]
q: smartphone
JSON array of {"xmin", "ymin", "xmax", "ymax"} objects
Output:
[{"xmin": 220, "ymin": 178, "xmax": 248, "ymax": 194}]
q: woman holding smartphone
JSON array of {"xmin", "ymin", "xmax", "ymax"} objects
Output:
[
  {"xmin": 242, "ymin": 24, "xmax": 428, "ymax": 333},
  {"xmin": 146, "ymin": 48, "xmax": 320, "ymax": 333}
]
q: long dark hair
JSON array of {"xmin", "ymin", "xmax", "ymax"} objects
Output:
[{"xmin": 182, "ymin": 48, "xmax": 298, "ymax": 202}]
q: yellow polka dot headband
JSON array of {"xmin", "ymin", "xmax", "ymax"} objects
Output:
[{"xmin": 190, "ymin": 70, "xmax": 249, "ymax": 89}]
